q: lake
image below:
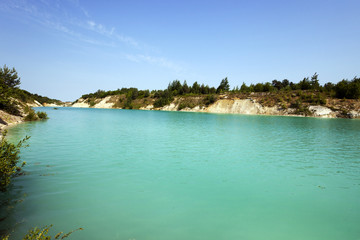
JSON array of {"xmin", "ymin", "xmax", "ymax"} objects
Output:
[{"xmin": 1, "ymin": 107, "xmax": 360, "ymax": 239}]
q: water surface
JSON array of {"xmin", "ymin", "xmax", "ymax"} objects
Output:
[{"xmin": 2, "ymin": 108, "xmax": 360, "ymax": 239}]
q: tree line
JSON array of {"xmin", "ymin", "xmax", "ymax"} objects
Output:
[
  {"xmin": 235, "ymin": 73, "xmax": 360, "ymax": 99},
  {"xmin": 82, "ymin": 73, "xmax": 359, "ymax": 108}
]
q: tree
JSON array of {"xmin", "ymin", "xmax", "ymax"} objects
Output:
[
  {"xmin": 324, "ymin": 82, "xmax": 334, "ymax": 92},
  {"xmin": 0, "ymin": 65, "xmax": 21, "ymax": 89},
  {"xmin": 299, "ymin": 77, "xmax": 311, "ymax": 90},
  {"xmin": 168, "ymin": 80, "xmax": 182, "ymax": 94},
  {"xmin": 263, "ymin": 82, "xmax": 273, "ymax": 92},
  {"xmin": 191, "ymin": 81, "xmax": 200, "ymax": 94},
  {"xmin": 240, "ymin": 82, "xmax": 249, "ymax": 92},
  {"xmin": 272, "ymin": 79, "xmax": 282, "ymax": 90},
  {"xmin": 282, "ymin": 79, "xmax": 290, "ymax": 88},
  {"xmin": 347, "ymin": 77, "xmax": 360, "ymax": 99},
  {"xmin": 216, "ymin": 77, "xmax": 230, "ymax": 93},
  {"xmin": 334, "ymin": 79, "xmax": 349, "ymax": 98},
  {"xmin": 310, "ymin": 72, "xmax": 320, "ymax": 90},
  {"xmin": 254, "ymin": 83, "xmax": 264, "ymax": 92},
  {"xmin": 335, "ymin": 77, "xmax": 360, "ymax": 99},
  {"xmin": 182, "ymin": 80, "xmax": 190, "ymax": 94},
  {"xmin": 0, "ymin": 66, "xmax": 22, "ymax": 115}
]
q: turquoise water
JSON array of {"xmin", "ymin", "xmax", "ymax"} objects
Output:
[{"xmin": 1, "ymin": 107, "xmax": 360, "ymax": 239}]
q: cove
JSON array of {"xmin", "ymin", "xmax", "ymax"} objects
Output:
[{"xmin": 1, "ymin": 107, "xmax": 360, "ymax": 240}]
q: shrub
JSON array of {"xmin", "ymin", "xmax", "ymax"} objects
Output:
[
  {"xmin": 177, "ymin": 101, "xmax": 196, "ymax": 110},
  {"xmin": 0, "ymin": 131, "xmax": 29, "ymax": 191},
  {"xmin": 204, "ymin": 94, "xmax": 217, "ymax": 106},
  {"xmin": 36, "ymin": 111, "xmax": 48, "ymax": 120},
  {"xmin": 154, "ymin": 97, "xmax": 171, "ymax": 108},
  {"xmin": 123, "ymin": 98, "xmax": 133, "ymax": 109},
  {"xmin": 3, "ymin": 225, "xmax": 83, "ymax": 240},
  {"xmin": 24, "ymin": 110, "xmax": 38, "ymax": 121}
]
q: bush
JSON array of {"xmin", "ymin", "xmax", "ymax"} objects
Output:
[
  {"xmin": 153, "ymin": 97, "xmax": 172, "ymax": 108},
  {"xmin": 204, "ymin": 94, "xmax": 217, "ymax": 106},
  {"xmin": 36, "ymin": 111, "xmax": 48, "ymax": 120},
  {"xmin": 0, "ymin": 131, "xmax": 29, "ymax": 191},
  {"xmin": 24, "ymin": 110, "xmax": 38, "ymax": 121},
  {"xmin": 24, "ymin": 109, "xmax": 48, "ymax": 121},
  {"xmin": 177, "ymin": 101, "xmax": 196, "ymax": 110}
]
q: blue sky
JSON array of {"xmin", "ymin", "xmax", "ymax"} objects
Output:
[{"xmin": 0, "ymin": 0, "xmax": 359, "ymax": 101}]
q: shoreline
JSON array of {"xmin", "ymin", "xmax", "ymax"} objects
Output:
[
  {"xmin": 71, "ymin": 97, "xmax": 360, "ymax": 119},
  {"xmin": 69, "ymin": 105, "xmax": 360, "ymax": 120}
]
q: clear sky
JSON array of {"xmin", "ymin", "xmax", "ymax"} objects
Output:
[{"xmin": 0, "ymin": 0, "xmax": 359, "ymax": 101}]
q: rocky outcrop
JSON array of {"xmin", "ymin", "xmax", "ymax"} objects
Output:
[
  {"xmin": 308, "ymin": 106, "xmax": 336, "ymax": 118},
  {"xmin": 348, "ymin": 110, "xmax": 360, "ymax": 119},
  {"xmin": 206, "ymin": 99, "xmax": 279, "ymax": 115}
]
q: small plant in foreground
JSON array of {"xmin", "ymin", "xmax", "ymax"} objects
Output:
[
  {"xmin": 0, "ymin": 131, "xmax": 29, "ymax": 191},
  {"xmin": 1, "ymin": 225, "xmax": 84, "ymax": 240},
  {"xmin": 23, "ymin": 225, "xmax": 83, "ymax": 240}
]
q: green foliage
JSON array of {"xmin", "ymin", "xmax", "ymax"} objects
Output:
[
  {"xmin": 123, "ymin": 97, "xmax": 133, "ymax": 109},
  {"xmin": 30, "ymin": 93, "xmax": 62, "ymax": 105},
  {"xmin": 89, "ymin": 99, "xmax": 96, "ymax": 107},
  {"xmin": 310, "ymin": 73, "xmax": 320, "ymax": 90},
  {"xmin": 253, "ymin": 83, "xmax": 264, "ymax": 92},
  {"xmin": 0, "ymin": 97, "xmax": 21, "ymax": 116},
  {"xmin": 153, "ymin": 89, "xmax": 173, "ymax": 108},
  {"xmin": 24, "ymin": 109, "xmax": 48, "ymax": 121},
  {"xmin": 177, "ymin": 102, "xmax": 191, "ymax": 110},
  {"xmin": 204, "ymin": 94, "xmax": 217, "ymax": 106},
  {"xmin": 177, "ymin": 100, "xmax": 196, "ymax": 110},
  {"xmin": 0, "ymin": 65, "xmax": 22, "ymax": 116},
  {"xmin": 334, "ymin": 77, "xmax": 360, "ymax": 99},
  {"xmin": 168, "ymin": 80, "xmax": 182, "ymax": 94},
  {"xmin": 240, "ymin": 82, "xmax": 250, "ymax": 92},
  {"xmin": 1, "ymin": 235, "xmax": 9, "ymax": 240},
  {"xmin": 138, "ymin": 89, "xmax": 150, "ymax": 98},
  {"xmin": 0, "ymin": 131, "xmax": 29, "ymax": 191},
  {"xmin": 37, "ymin": 111, "xmax": 48, "ymax": 120},
  {"xmin": 216, "ymin": 77, "xmax": 230, "ymax": 93},
  {"xmin": 0, "ymin": 65, "xmax": 60, "ymax": 116},
  {"xmin": 22, "ymin": 225, "xmax": 83, "ymax": 240},
  {"xmin": 290, "ymin": 100, "xmax": 311, "ymax": 116},
  {"xmin": 24, "ymin": 110, "xmax": 39, "ymax": 121},
  {"xmin": 79, "ymin": 73, "xmax": 359, "ymax": 108},
  {"xmin": 81, "ymin": 88, "xmax": 146, "ymax": 100},
  {"xmin": 0, "ymin": 65, "xmax": 21, "ymax": 89}
]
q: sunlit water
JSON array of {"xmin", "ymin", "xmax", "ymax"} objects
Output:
[{"xmin": 1, "ymin": 107, "xmax": 360, "ymax": 240}]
